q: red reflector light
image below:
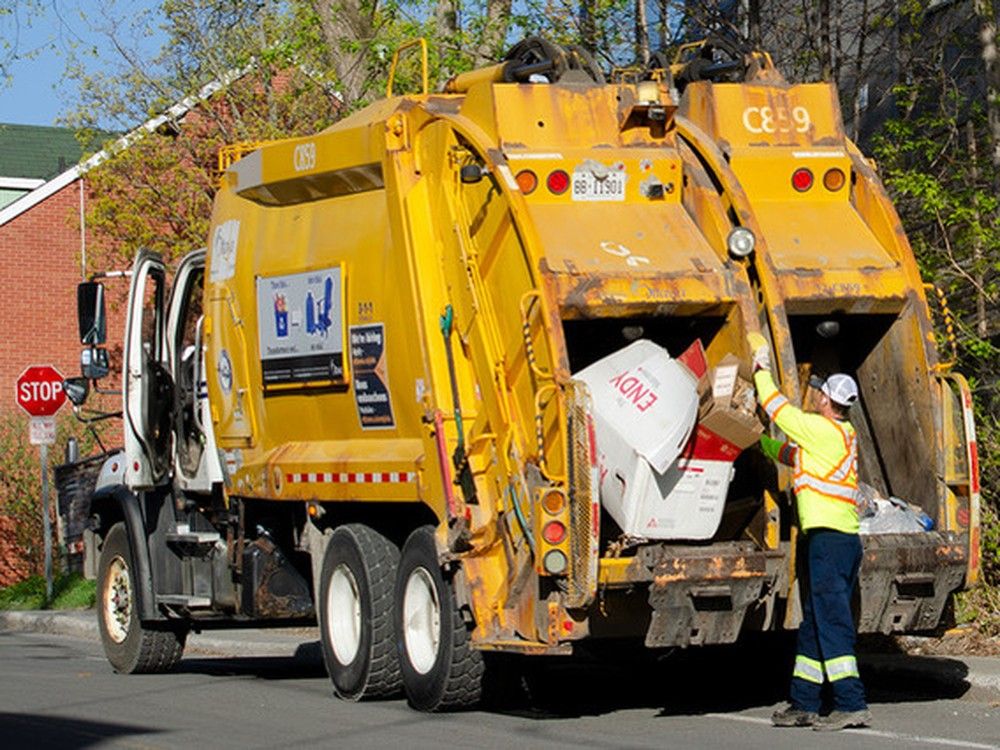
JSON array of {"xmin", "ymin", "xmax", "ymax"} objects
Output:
[
  {"xmin": 543, "ymin": 520, "xmax": 566, "ymax": 544},
  {"xmin": 547, "ymin": 169, "xmax": 570, "ymax": 195},
  {"xmin": 792, "ymin": 168, "xmax": 813, "ymax": 192},
  {"xmin": 515, "ymin": 169, "xmax": 538, "ymax": 194}
]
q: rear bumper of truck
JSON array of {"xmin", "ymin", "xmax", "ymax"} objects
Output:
[{"xmin": 593, "ymin": 531, "xmax": 968, "ymax": 648}]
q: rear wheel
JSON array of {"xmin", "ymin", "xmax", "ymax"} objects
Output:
[
  {"xmin": 395, "ymin": 526, "xmax": 484, "ymax": 711},
  {"xmin": 318, "ymin": 524, "xmax": 402, "ymax": 700},
  {"xmin": 97, "ymin": 522, "xmax": 186, "ymax": 673}
]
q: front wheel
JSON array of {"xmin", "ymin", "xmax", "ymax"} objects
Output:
[
  {"xmin": 394, "ymin": 526, "xmax": 484, "ymax": 711},
  {"xmin": 97, "ymin": 522, "xmax": 186, "ymax": 673}
]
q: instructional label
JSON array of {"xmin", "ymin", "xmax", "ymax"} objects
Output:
[
  {"xmin": 350, "ymin": 323, "xmax": 395, "ymax": 430},
  {"xmin": 256, "ymin": 267, "xmax": 345, "ymax": 385}
]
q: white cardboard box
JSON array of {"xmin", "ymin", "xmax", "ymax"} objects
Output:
[
  {"xmin": 576, "ymin": 339, "xmax": 734, "ymax": 540},
  {"xmin": 574, "ymin": 340, "xmax": 699, "ymax": 474}
]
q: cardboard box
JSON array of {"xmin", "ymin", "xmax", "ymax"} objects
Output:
[
  {"xmin": 574, "ymin": 339, "xmax": 763, "ymax": 541},
  {"xmin": 575, "ymin": 339, "xmax": 700, "ymax": 474}
]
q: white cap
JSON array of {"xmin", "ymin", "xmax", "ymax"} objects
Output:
[{"xmin": 821, "ymin": 373, "xmax": 859, "ymax": 407}]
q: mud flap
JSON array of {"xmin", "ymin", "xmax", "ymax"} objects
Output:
[
  {"xmin": 644, "ymin": 542, "xmax": 769, "ymax": 647},
  {"xmin": 857, "ymin": 531, "xmax": 967, "ymax": 634}
]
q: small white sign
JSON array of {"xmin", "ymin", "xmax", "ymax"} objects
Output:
[
  {"xmin": 29, "ymin": 416, "xmax": 56, "ymax": 445},
  {"xmin": 209, "ymin": 219, "xmax": 240, "ymax": 282}
]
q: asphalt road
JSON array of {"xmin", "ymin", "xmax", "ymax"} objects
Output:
[{"xmin": 3, "ymin": 630, "xmax": 1000, "ymax": 749}]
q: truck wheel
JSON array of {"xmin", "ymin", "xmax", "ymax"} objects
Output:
[
  {"xmin": 97, "ymin": 522, "xmax": 186, "ymax": 673},
  {"xmin": 395, "ymin": 526, "xmax": 484, "ymax": 711},
  {"xmin": 318, "ymin": 524, "xmax": 402, "ymax": 700}
]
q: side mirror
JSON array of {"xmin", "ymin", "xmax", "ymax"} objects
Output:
[
  {"xmin": 81, "ymin": 347, "xmax": 110, "ymax": 380},
  {"xmin": 78, "ymin": 281, "xmax": 107, "ymax": 345},
  {"xmin": 63, "ymin": 377, "xmax": 90, "ymax": 407}
]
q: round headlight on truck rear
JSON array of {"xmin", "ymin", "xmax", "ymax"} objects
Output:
[{"xmin": 727, "ymin": 227, "xmax": 756, "ymax": 259}]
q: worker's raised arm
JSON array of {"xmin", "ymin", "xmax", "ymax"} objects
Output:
[
  {"xmin": 752, "ymin": 369, "xmax": 831, "ymax": 447},
  {"xmin": 746, "ymin": 331, "xmax": 832, "ymax": 448}
]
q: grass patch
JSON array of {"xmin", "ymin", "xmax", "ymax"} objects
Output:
[
  {"xmin": 0, "ymin": 574, "xmax": 96, "ymax": 611},
  {"xmin": 956, "ymin": 585, "xmax": 1000, "ymax": 638}
]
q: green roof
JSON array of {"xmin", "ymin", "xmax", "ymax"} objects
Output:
[{"xmin": 0, "ymin": 123, "xmax": 113, "ymax": 181}]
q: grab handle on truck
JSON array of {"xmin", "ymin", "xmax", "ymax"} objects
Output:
[{"xmin": 386, "ymin": 38, "xmax": 429, "ymax": 98}]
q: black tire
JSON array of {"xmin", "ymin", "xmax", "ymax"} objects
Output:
[
  {"xmin": 394, "ymin": 526, "xmax": 485, "ymax": 711},
  {"xmin": 97, "ymin": 522, "xmax": 186, "ymax": 673},
  {"xmin": 318, "ymin": 524, "xmax": 402, "ymax": 700}
]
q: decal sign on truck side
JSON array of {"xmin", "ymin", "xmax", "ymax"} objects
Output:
[
  {"xmin": 350, "ymin": 323, "xmax": 395, "ymax": 430},
  {"xmin": 256, "ymin": 266, "xmax": 346, "ymax": 386}
]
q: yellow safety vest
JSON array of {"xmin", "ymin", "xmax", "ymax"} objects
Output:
[{"xmin": 754, "ymin": 371, "xmax": 860, "ymax": 534}]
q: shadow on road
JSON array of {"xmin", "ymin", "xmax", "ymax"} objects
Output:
[
  {"xmin": 482, "ymin": 633, "xmax": 971, "ymax": 719},
  {"xmin": 0, "ymin": 712, "xmax": 164, "ymax": 748},
  {"xmin": 174, "ymin": 649, "xmax": 327, "ymax": 681}
]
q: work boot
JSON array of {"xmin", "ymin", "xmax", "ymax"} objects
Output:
[
  {"xmin": 812, "ymin": 708, "xmax": 872, "ymax": 731},
  {"xmin": 771, "ymin": 705, "xmax": 818, "ymax": 727}
]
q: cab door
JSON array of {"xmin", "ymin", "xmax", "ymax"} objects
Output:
[{"xmin": 123, "ymin": 251, "xmax": 173, "ymax": 488}]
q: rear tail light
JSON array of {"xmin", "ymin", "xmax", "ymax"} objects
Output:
[
  {"xmin": 543, "ymin": 520, "xmax": 567, "ymax": 544},
  {"xmin": 823, "ymin": 168, "xmax": 846, "ymax": 191},
  {"xmin": 515, "ymin": 169, "xmax": 538, "ymax": 194},
  {"xmin": 792, "ymin": 168, "xmax": 813, "ymax": 192},
  {"xmin": 547, "ymin": 169, "xmax": 570, "ymax": 195}
]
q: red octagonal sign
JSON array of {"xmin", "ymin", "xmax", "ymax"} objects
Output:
[{"xmin": 16, "ymin": 365, "xmax": 67, "ymax": 417}]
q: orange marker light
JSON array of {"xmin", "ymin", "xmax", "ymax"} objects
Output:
[
  {"xmin": 823, "ymin": 168, "xmax": 846, "ymax": 191},
  {"xmin": 515, "ymin": 169, "xmax": 538, "ymax": 194},
  {"xmin": 541, "ymin": 490, "xmax": 566, "ymax": 515}
]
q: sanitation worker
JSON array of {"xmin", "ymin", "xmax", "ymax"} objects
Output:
[{"xmin": 747, "ymin": 331, "xmax": 871, "ymax": 731}]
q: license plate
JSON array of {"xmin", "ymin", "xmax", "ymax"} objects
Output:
[{"xmin": 571, "ymin": 170, "xmax": 626, "ymax": 202}]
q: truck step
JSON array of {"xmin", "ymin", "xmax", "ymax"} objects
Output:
[
  {"xmin": 165, "ymin": 530, "xmax": 222, "ymax": 545},
  {"xmin": 157, "ymin": 594, "xmax": 212, "ymax": 608}
]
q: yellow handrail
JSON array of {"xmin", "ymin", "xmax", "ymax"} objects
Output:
[
  {"xmin": 924, "ymin": 282, "xmax": 958, "ymax": 371},
  {"xmin": 386, "ymin": 38, "xmax": 429, "ymax": 98}
]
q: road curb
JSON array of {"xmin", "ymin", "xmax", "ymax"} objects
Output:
[{"xmin": 0, "ymin": 609, "xmax": 322, "ymax": 663}]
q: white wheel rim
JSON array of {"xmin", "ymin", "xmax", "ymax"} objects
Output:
[
  {"xmin": 103, "ymin": 555, "xmax": 132, "ymax": 644},
  {"xmin": 403, "ymin": 567, "xmax": 440, "ymax": 675},
  {"xmin": 327, "ymin": 563, "xmax": 362, "ymax": 665}
]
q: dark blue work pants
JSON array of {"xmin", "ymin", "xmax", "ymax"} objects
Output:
[{"xmin": 789, "ymin": 528, "xmax": 867, "ymax": 713}]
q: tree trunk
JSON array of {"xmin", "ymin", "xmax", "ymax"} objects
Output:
[
  {"xmin": 580, "ymin": 0, "xmax": 598, "ymax": 55},
  {"xmin": 974, "ymin": 0, "xmax": 1000, "ymax": 339},
  {"xmin": 310, "ymin": 0, "xmax": 379, "ymax": 108},
  {"xmin": 635, "ymin": 0, "xmax": 650, "ymax": 66},
  {"xmin": 747, "ymin": 0, "xmax": 761, "ymax": 48},
  {"xmin": 819, "ymin": 0, "xmax": 834, "ymax": 80},
  {"xmin": 966, "ymin": 120, "xmax": 990, "ymax": 338},
  {"xmin": 474, "ymin": 0, "xmax": 513, "ymax": 67}
]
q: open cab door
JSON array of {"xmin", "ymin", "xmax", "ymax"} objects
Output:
[{"xmin": 124, "ymin": 251, "xmax": 173, "ymax": 488}]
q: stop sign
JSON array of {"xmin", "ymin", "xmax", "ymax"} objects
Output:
[{"xmin": 15, "ymin": 365, "xmax": 67, "ymax": 417}]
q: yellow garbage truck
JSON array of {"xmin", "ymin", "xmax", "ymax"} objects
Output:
[{"xmin": 63, "ymin": 38, "xmax": 980, "ymax": 711}]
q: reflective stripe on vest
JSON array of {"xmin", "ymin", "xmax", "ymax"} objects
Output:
[
  {"xmin": 793, "ymin": 655, "xmax": 824, "ymax": 684},
  {"xmin": 824, "ymin": 655, "xmax": 860, "ymax": 682}
]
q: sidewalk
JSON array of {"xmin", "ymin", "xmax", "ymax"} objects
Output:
[
  {"xmin": 0, "ymin": 608, "xmax": 322, "ymax": 662},
  {"xmin": 3, "ymin": 608, "xmax": 1000, "ymax": 702}
]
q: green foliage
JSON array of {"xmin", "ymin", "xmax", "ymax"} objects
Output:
[
  {"xmin": 0, "ymin": 573, "xmax": 96, "ymax": 611},
  {"xmin": 0, "ymin": 411, "xmax": 104, "ymax": 584}
]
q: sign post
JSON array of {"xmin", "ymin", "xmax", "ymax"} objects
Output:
[{"xmin": 15, "ymin": 365, "xmax": 67, "ymax": 603}]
